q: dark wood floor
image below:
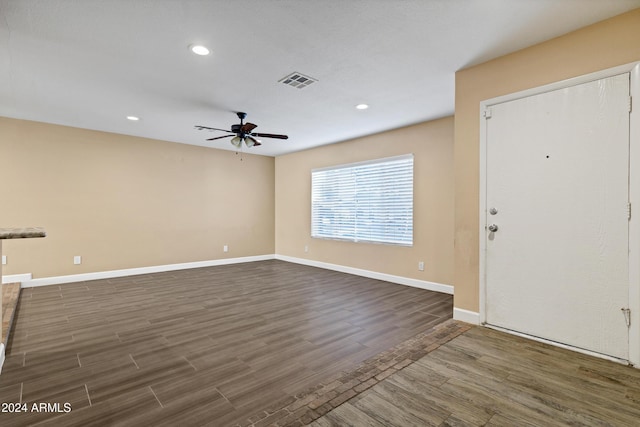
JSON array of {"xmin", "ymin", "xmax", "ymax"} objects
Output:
[
  {"xmin": 0, "ymin": 260, "xmax": 452, "ymax": 426},
  {"xmin": 313, "ymin": 326, "xmax": 640, "ymax": 426}
]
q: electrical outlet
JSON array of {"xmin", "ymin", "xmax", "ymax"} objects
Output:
[
  {"xmin": 74, "ymin": 255, "xmax": 82, "ymax": 265},
  {"xmin": 223, "ymin": 245, "xmax": 228, "ymax": 253},
  {"xmin": 418, "ymin": 261, "xmax": 424, "ymax": 271},
  {"xmin": 1, "ymin": 255, "xmax": 6, "ymax": 265},
  {"xmin": 304, "ymin": 245, "xmax": 309, "ymax": 253}
]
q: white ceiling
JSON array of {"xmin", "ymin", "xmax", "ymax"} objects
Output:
[{"xmin": 1, "ymin": 0, "xmax": 639, "ymax": 157}]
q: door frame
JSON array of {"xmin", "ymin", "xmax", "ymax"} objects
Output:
[{"xmin": 479, "ymin": 62, "xmax": 640, "ymax": 367}]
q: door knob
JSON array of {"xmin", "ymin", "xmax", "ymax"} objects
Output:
[{"xmin": 488, "ymin": 224, "xmax": 499, "ymax": 232}]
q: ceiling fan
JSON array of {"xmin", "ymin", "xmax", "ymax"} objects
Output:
[{"xmin": 195, "ymin": 112, "xmax": 288, "ymax": 148}]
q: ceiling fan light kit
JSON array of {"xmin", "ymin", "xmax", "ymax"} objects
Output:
[{"xmin": 195, "ymin": 112, "xmax": 288, "ymax": 150}]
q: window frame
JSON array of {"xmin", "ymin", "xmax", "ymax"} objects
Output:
[{"xmin": 311, "ymin": 154, "xmax": 414, "ymax": 246}]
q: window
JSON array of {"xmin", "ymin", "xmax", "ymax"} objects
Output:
[{"xmin": 311, "ymin": 154, "xmax": 413, "ymax": 246}]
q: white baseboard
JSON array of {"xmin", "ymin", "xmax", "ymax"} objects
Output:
[
  {"xmin": 2, "ymin": 273, "xmax": 32, "ymax": 284},
  {"xmin": 21, "ymin": 254, "xmax": 276, "ymax": 287},
  {"xmin": 0, "ymin": 343, "xmax": 5, "ymax": 374},
  {"xmin": 275, "ymin": 254, "xmax": 453, "ymax": 295},
  {"xmin": 10, "ymin": 254, "xmax": 454, "ymax": 297},
  {"xmin": 453, "ymin": 307, "xmax": 480, "ymax": 324}
]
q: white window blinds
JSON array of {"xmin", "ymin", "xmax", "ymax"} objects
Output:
[{"xmin": 311, "ymin": 154, "xmax": 413, "ymax": 246}]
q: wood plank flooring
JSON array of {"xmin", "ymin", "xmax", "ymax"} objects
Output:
[
  {"xmin": 0, "ymin": 260, "xmax": 453, "ymax": 426},
  {"xmin": 312, "ymin": 326, "xmax": 640, "ymax": 426}
]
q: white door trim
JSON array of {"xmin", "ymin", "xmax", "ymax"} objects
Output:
[{"xmin": 479, "ymin": 61, "xmax": 640, "ymax": 367}]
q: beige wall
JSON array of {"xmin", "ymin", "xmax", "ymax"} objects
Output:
[
  {"xmin": 275, "ymin": 117, "xmax": 454, "ymax": 286},
  {"xmin": 0, "ymin": 117, "xmax": 275, "ymax": 278},
  {"xmin": 454, "ymin": 9, "xmax": 640, "ymax": 312}
]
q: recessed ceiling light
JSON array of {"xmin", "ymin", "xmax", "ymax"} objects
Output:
[
  {"xmin": 126, "ymin": 116, "xmax": 140, "ymax": 121},
  {"xmin": 189, "ymin": 44, "xmax": 210, "ymax": 56},
  {"xmin": 356, "ymin": 104, "xmax": 369, "ymax": 110}
]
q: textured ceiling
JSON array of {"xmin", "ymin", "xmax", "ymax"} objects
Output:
[{"xmin": 1, "ymin": 0, "xmax": 639, "ymax": 156}]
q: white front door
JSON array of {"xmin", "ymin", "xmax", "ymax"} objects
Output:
[{"xmin": 485, "ymin": 73, "xmax": 631, "ymax": 360}]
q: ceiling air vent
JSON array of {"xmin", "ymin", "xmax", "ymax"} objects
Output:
[{"xmin": 279, "ymin": 72, "xmax": 317, "ymax": 89}]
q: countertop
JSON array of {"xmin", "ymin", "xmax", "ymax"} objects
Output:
[{"xmin": 0, "ymin": 227, "xmax": 47, "ymax": 239}]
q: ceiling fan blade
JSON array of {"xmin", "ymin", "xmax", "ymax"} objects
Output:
[
  {"xmin": 252, "ymin": 132, "xmax": 288, "ymax": 140},
  {"xmin": 241, "ymin": 122, "xmax": 258, "ymax": 133},
  {"xmin": 206, "ymin": 135, "xmax": 234, "ymax": 141},
  {"xmin": 246, "ymin": 136, "xmax": 261, "ymax": 147},
  {"xmin": 195, "ymin": 125, "xmax": 234, "ymax": 133}
]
